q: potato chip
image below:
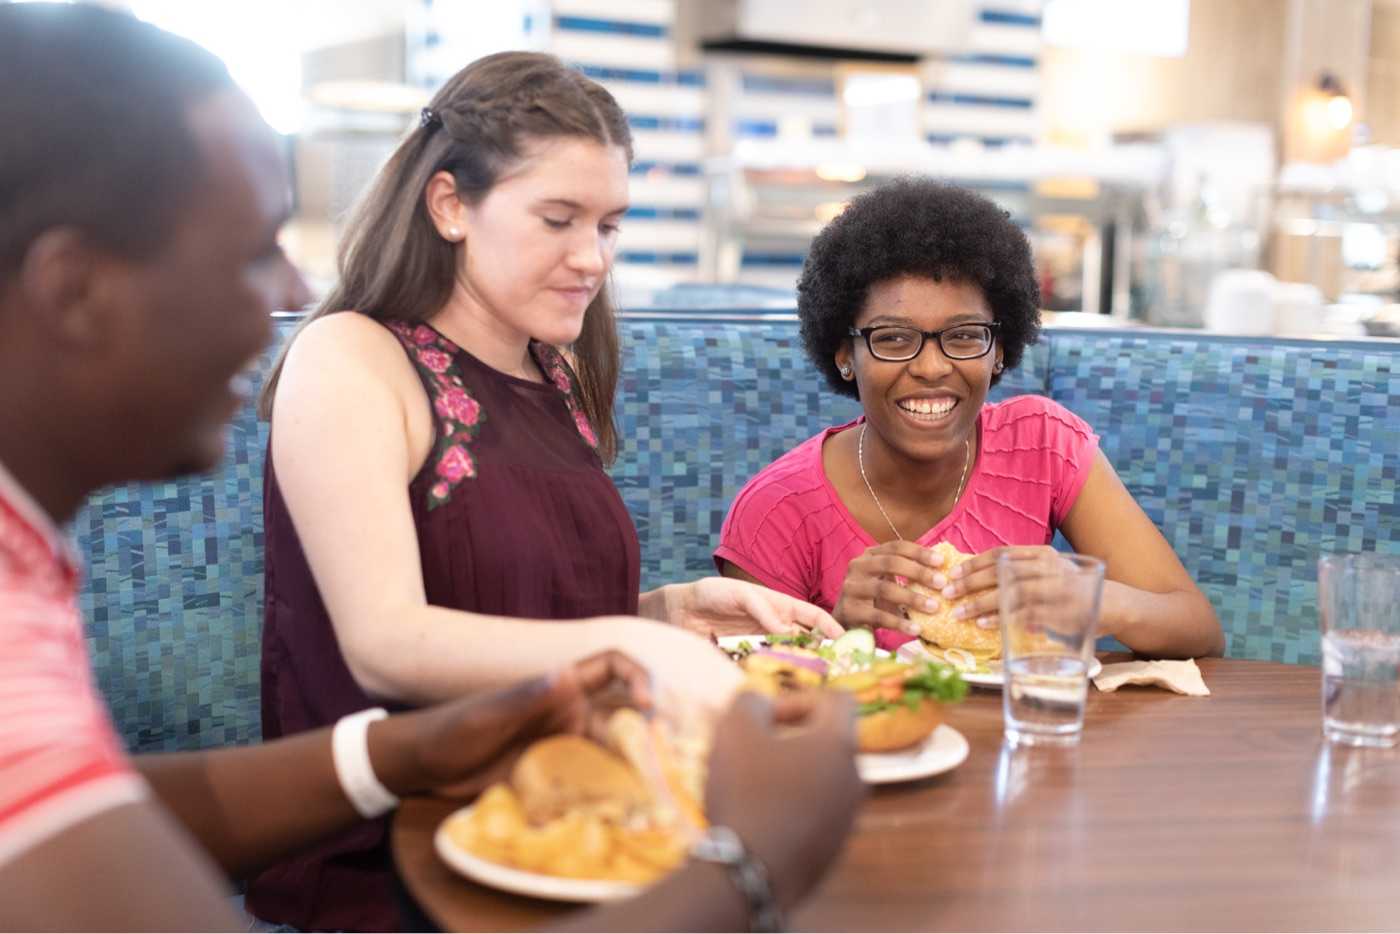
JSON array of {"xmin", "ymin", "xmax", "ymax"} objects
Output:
[
  {"xmin": 509, "ymin": 815, "xmax": 575, "ymax": 874},
  {"xmin": 448, "ymin": 715, "xmax": 709, "ymax": 884},
  {"xmin": 613, "ymin": 825, "xmax": 686, "ymax": 872},
  {"xmin": 473, "ymin": 784, "xmax": 527, "ymax": 843},
  {"xmin": 449, "ymin": 784, "xmax": 525, "ymax": 865},
  {"xmin": 542, "ymin": 812, "xmax": 612, "ymax": 879}
]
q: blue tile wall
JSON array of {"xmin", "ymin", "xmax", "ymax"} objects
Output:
[
  {"xmin": 1047, "ymin": 332, "xmax": 1400, "ymax": 666},
  {"xmin": 74, "ymin": 328, "xmax": 288, "ymax": 753}
]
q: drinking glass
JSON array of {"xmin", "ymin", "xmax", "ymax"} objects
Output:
[
  {"xmin": 999, "ymin": 551, "xmax": 1105, "ymax": 746},
  {"xmin": 1318, "ymin": 553, "xmax": 1400, "ymax": 748}
]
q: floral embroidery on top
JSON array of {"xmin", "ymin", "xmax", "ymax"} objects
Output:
[
  {"xmin": 385, "ymin": 321, "xmax": 484, "ymax": 511},
  {"xmin": 385, "ymin": 322, "xmax": 598, "ymax": 510},
  {"xmin": 534, "ymin": 343, "xmax": 600, "ymax": 451}
]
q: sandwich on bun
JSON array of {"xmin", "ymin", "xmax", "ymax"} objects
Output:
[
  {"xmin": 905, "ymin": 542, "xmax": 1001, "ymax": 668},
  {"xmin": 827, "ymin": 660, "xmax": 967, "ymax": 752},
  {"xmin": 444, "ymin": 709, "xmax": 705, "ymax": 883},
  {"xmin": 510, "ymin": 733, "xmax": 653, "ymax": 825}
]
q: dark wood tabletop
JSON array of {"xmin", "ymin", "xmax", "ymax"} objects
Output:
[{"xmin": 392, "ymin": 656, "xmax": 1400, "ymax": 932}]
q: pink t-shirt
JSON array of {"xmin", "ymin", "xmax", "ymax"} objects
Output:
[
  {"xmin": 715, "ymin": 395, "xmax": 1100, "ymax": 612},
  {"xmin": 0, "ymin": 460, "xmax": 147, "ymax": 868}
]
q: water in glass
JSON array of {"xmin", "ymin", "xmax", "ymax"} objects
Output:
[
  {"xmin": 1322, "ymin": 628, "xmax": 1400, "ymax": 747},
  {"xmin": 1004, "ymin": 654, "xmax": 1089, "ymax": 745},
  {"xmin": 1318, "ymin": 553, "xmax": 1400, "ymax": 748}
]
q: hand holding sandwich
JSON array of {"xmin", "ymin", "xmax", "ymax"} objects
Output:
[
  {"xmin": 832, "ymin": 540, "xmax": 952, "ymax": 632},
  {"xmin": 932, "ymin": 544, "xmax": 1069, "ymax": 632},
  {"xmin": 366, "ymin": 650, "xmax": 655, "ymax": 802}
]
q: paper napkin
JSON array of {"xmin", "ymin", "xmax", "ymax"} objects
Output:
[{"xmin": 1092, "ymin": 658, "xmax": 1210, "ymax": 696}]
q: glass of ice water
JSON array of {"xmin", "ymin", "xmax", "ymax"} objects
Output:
[
  {"xmin": 1318, "ymin": 553, "xmax": 1400, "ymax": 748},
  {"xmin": 999, "ymin": 551, "xmax": 1106, "ymax": 747}
]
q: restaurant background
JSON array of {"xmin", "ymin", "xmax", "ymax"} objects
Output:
[
  {"xmin": 5, "ymin": 6, "xmax": 1392, "ymax": 924},
  {"xmin": 37, "ymin": 0, "xmax": 1400, "ymax": 339}
]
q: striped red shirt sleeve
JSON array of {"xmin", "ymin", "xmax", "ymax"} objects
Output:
[{"xmin": 0, "ymin": 485, "xmax": 147, "ymax": 867}]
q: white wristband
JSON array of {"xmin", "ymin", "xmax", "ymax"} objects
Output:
[{"xmin": 331, "ymin": 707, "xmax": 400, "ymax": 819}]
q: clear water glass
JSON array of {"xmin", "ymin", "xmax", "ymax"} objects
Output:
[
  {"xmin": 999, "ymin": 552, "xmax": 1106, "ymax": 747},
  {"xmin": 1318, "ymin": 553, "xmax": 1400, "ymax": 748}
]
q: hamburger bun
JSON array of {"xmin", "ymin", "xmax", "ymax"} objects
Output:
[
  {"xmin": 828, "ymin": 661, "xmax": 951, "ymax": 753},
  {"xmin": 905, "ymin": 542, "xmax": 1001, "ymax": 657},
  {"xmin": 856, "ymin": 696, "xmax": 944, "ymax": 753},
  {"xmin": 510, "ymin": 734, "xmax": 651, "ymax": 825}
]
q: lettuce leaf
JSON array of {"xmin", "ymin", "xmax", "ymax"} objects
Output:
[{"xmin": 856, "ymin": 662, "xmax": 967, "ymax": 715}]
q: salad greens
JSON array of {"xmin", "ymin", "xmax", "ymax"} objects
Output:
[
  {"xmin": 765, "ymin": 632, "xmax": 817, "ymax": 648},
  {"xmin": 856, "ymin": 662, "xmax": 968, "ymax": 716}
]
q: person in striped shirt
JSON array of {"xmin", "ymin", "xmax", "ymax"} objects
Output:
[{"xmin": 0, "ymin": 5, "xmax": 862, "ymax": 930}]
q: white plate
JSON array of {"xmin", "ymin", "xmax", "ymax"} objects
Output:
[
  {"xmin": 434, "ymin": 807, "xmax": 642, "ymax": 903},
  {"xmin": 857, "ymin": 724, "xmax": 970, "ymax": 784},
  {"xmin": 894, "ymin": 641, "xmax": 1102, "ymax": 688}
]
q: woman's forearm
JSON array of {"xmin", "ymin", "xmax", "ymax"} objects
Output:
[
  {"xmin": 338, "ymin": 607, "xmax": 745, "ymax": 709},
  {"xmin": 1099, "ymin": 581, "xmax": 1224, "ymax": 659},
  {"xmin": 636, "ymin": 585, "xmax": 673, "ymax": 623},
  {"xmin": 340, "ymin": 609, "xmax": 645, "ymax": 704}
]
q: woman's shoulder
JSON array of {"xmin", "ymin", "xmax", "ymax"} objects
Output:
[
  {"xmin": 285, "ymin": 311, "xmax": 409, "ymax": 370},
  {"xmin": 274, "ymin": 312, "xmax": 426, "ymax": 421},
  {"xmin": 981, "ymin": 394, "xmax": 1096, "ymax": 448}
]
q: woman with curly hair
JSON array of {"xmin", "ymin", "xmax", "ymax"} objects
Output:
[{"xmin": 716, "ymin": 178, "xmax": 1222, "ymax": 659}]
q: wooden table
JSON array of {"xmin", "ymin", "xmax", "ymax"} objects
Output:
[{"xmin": 393, "ymin": 657, "xmax": 1400, "ymax": 931}]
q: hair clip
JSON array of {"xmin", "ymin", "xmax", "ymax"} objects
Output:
[{"xmin": 420, "ymin": 107, "xmax": 440, "ymax": 129}]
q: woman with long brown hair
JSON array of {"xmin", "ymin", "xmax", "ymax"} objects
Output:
[{"xmin": 247, "ymin": 52, "xmax": 841, "ymax": 930}]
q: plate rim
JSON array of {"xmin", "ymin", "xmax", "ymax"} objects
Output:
[
  {"xmin": 856, "ymin": 724, "xmax": 970, "ymax": 784},
  {"xmin": 895, "ymin": 642, "xmax": 1102, "ymax": 687},
  {"xmin": 433, "ymin": 807, "xmax": 644, "ymax": 903}
]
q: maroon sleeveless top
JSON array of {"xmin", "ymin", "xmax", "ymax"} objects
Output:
[{"xmin": 247, "ymin": 319, "xmax": 640, "ymax": 931}]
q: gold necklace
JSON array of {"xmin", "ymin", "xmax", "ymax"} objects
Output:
[{"xmin": 857, "ymin": 424, "xmax": 971, "ymax": 542}]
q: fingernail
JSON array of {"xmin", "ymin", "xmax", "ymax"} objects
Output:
[
  {"xmin": 942, "ymin": 585, "xmax": 957, "ymax": 599},
  {"xmin": 932, "ymin": 573, "xmax": 948, "ymax": 589},
  {"xmin": 977, "ymin": 617, "xmax": 992, "ymax": 629},
  {"xmin": 953, "ymin": 605, "xmax": 968, "ymax": 619},
  {"xmin": 923, "ymin": 597, "xmax": 938, "ymax": 610},
  {"xmin": 951, "ymin": 565, "xmax": 965, "ymax": 579}
]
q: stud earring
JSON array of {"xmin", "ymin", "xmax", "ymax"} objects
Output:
[
  {"xmin": 839, "ymin": 365, "xmax": 853, "ymax": 379},
  {"xmin": 994, "ymin": 362, "xmax": 1004, "ymax": 373},
  {"xmin": 448, "ymin": 227, "xmax": 460, "ymax": 239}
]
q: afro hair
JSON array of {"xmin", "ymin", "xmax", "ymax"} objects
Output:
[{"xmin": 797, "ymin": 177, "xmax": 1041, "ymax": 397}]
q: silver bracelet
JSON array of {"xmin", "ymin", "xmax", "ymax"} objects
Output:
[{"xmin": 690, "ymin": 825, "xmax": 785, "ymax": 932}]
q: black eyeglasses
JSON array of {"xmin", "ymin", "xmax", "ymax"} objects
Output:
[{"xmin": 847, "ymin": 322, "xmax": 1000, "ymax": 362}]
